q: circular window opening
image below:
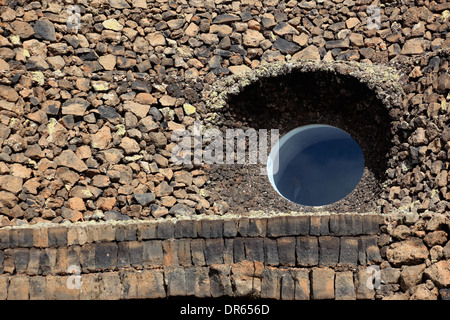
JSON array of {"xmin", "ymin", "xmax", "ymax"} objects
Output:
[{"xmin": 267, "ymin": 125, "xmax": 365, "ymax": 207}]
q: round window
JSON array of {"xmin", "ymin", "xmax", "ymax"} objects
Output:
[{"xmin": 267, "ymin": 124, "xmax": 365, "ymax": 207}]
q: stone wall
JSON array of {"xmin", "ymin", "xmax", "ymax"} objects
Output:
[
  {"xmin": 0, "ymin": 0, "xmax": 449, "ymax": 300},
  {"xmin": 1, "ymin": 213, "xmax": 449, "ymax": 299}
]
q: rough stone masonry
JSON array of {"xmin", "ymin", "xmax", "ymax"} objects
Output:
[{"xmin": 0, "ymin": 0, "xmax": 449, "ymax": 300}]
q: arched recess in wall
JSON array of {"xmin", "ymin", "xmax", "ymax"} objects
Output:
[{"xmin": 203, "ymin": 60, "xmax": 405, "ymax": 214}]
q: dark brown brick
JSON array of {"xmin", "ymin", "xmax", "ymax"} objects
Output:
[
  {"xmin": 280, "ymin": 271, "xmax": 295, "ymax": 300},
  {"xmin": 244, "ymin": 238, "xmax": 264, "ymax": 262},
  {"xmin": 237, "ymin": 218, "xmax": 249, "ymax": 236},
  {"xmin": 143, "ymin": 240, "xmax": 163, "ymax": 267},
  {"xmin": 156, "ymin": 220, "xmax": 174, "ymax": 239},
  {"xmin": 267, "ymin": 215, "xmax": 310, "ymax": 237},
  {"xmin": 190, "ymin": 238, "xmax": 206, "ymax": 266},
  {"xmin": 174, "ymin": 219, "xmax": 197, "ymax": 238},
  {"xmin": 296, "ymin": 236, "xmax": 318, "ymax": 267},
  {"xmin": 204, "ymin": 238, "xmax": 224, "ymax": 265},
  {"xmin": 128, "ymin": 241, "xmax": 144, "ymax": 267},
  {"xmin": 261, "ymin": 268, "xmax": 281, "ymax": 299},
  {"xmin": 13, "ymin": 248, "xmax": 29, "ymax": 273},
  {"xmin": 329, "ymin": 214, "xmax": 363, "ymax": 236},
  {"xmin": 95, "ymin": 242, "xmax": 117, "ymax": 270},
  {"xmin": 166, "ymin": 266, "xmax": 186, "ymax": 296},
  {"xmin": 115, "ymin": 224, "xmax": 137, "ymax": 241},
  {"xmin": 309, "ymin": 215, "xmax": 330, "ymax": 236},
  {"xmin": 277, "ymin": 237, "xmax": 296, "ymax": 266},
  {"xmin": 359, "ymin": 235, "xmax": 382, "ymax": 264},
  {"xmin": 233, "ymin": 238, "xmax": 245, "ymax": 263},
  {"xmin": 339, "ymin": 237, "xmax": 359, "ymax": 266},
  {"xmin": 0, "ymin": 229, "xmax": 10, "ymax": 249},
  {"xmin": 248, "ymin": 218, "xmax": 267, "ymax": 237},
  {"xmin": 362, "ymin": 215, "xmax": 381, "ymax": 234},
  {"xmin": 319, "ymin": 236, "xmax": 340, "ymax": 266},
  {"xmin": 10, "ymin": 228, "xmax": 34, "ymax": 248},
  {"xmin": 223, "ymin": 219, "xmax": 238, "ymax": 237},
  {"xmin": 264, "ymin": 238, "xmax": 279, "ymax": 266}
]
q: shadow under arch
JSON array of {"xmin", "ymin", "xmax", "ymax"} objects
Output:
[{"xmin": 204, "ymin": 60, "xmax": 405, "ymax": 214}]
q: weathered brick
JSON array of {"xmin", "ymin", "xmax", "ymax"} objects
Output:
[
  {"xmin": 311, "ymin": 267, "xmax": 335, "ymax": 300},
  {"xmin": 0, "ymin": 250, "xmax": 4, "ymax": 274},
  {"xmin": 280, "ymin": 271, "xmax": 295, "ymax": 300},
  {"xmin": 362, "ymin": 214, "xmax": 381, "ymax": 234},
  {"xmin": 248, "ymin": 218, "xmax": 267, "ymax": 237},
  {"xmin": 291, "ymin": 269, "xmax": 310, "ymax": 300},
  {"xmin": 190, "ymin": 238, "xmax": 206, "ymax": 266},
  {"xmin": 185, "ymin": 267, "xmax": 210, "ymax": 298},
  {"xmin": 232, "ymin": 261, "xmax": 256, "ymax": 297},
  {"xmin": 13, "ymin": 248, "xmax": 30, "ymax": 273},
  {"xmin": 223, "ymin": 238, "xmax": 234, "ymax": 264},
  {"xmin": 244, "ymin": 238, "xmax": 264, "ymax": 262},
  {"xmin": 0, "ymin": 229, "xmax": 10, "ymax": 249},
  {"xmin": 137, "ymin": 222, "xmax": 157, "ymax": 240},
  {"xmin": 67, "ymin": 246, "xmax": 81, "ymax": 269},
  {"xmin": 115, "ymin": 224, "xmax": 137, "ymax": 241},
  {"xmin": 358, "ymin": 235, "xmax": 382, "ymax": 265},
  {"xmin": 261, "ymin": 268, "xmax": 281, "ymax": 299},
  {"xmin": 309, "ymin": 215, "xmax": 330, "ymax": 236},
  {"xmin": 174, "ymin": 219, "xmax": 197, "ymax": 238},
  {"xmin": 277, "ymin": 237, "xmax": 296, "ymax": 266},
  {"xmin": 33, "ymin": 228, "xmax": 48, "ymax": 248},
  {"xmin": 209, "ymin": 264, "xmax": 232, "ymax": 298},
  {"xmin": 319, "ymin": 236, "xmax": 340, "ymax": 266},
  {"xmin": 121, "ymin": 271, "xmax": 138, "ymax": 299},
  {"xmin": 223, "ymin": 218, "xmax": 238, "ymax": 237},
  {"xmin": 330, "ymin": 214, "xmax": 363, "ymax": 236},
  {"xmin": 199, "ymin": 219, "xmax": 223, "ymax": 238},
  {"xmin": 10, "ymin": 228, "xmax": 33, "ymax": 248},
  {"xmin": 47, "ymin": 226, "xmax": 67, "ymax": 247},
  {"xmin": 45, "ymin": 275, "xmax": 79, "ymax": 300},
  {"xmin": 143, "ymin": 240, "xmax": 163, "ymax": 267},
  {"xmin": 335, "ymin": 271, "xmax": 356, "ymax": 300},
  {"xmin": 205, "ymin": 239, "xmax": 224, "ymax": 265},
  {"xmin": 339, "ymin": 237, "xmax": 359, "ymax": 266},
  {"xmin": 2, "ymin": 249, "xmax": 14, "ymax": 274},
  {"xmin": 54, "ymin": 247, "xmax": 70, "ymax": 274},
  {"xmin": 79, "ymin": 244, "xmax": 96, "ymax": 272},
  {"xmin": 237, "ymin": 218, "xmax": 249, "ymax": 236},
  {"xmin": 355, "ymin": 266, "xmax": 376, "ymax": 299},
  {"xmin": 7, "ymin": 276, "xmax": 29, "ymax": 300},
  {"xmin": 117, "ymin": 242, "xmax": 131, "ymax": 268},
  {"xmin": 26, "ymin": 248, "xmax": 41, "ymax": 275},
  {"xmin": 0, "ymin": 275, "xmax": 7, "ymax": 300},
  {"xmin": 128, "ymin": 241, "xmax": 144, "ymax": 267},
  {"xmin": 96, "ymin": 224, "xmax": 116, "ymax": 242},
  {"xmin": 233, "ymin": 238, "xmax": 245, "ymax": 263},
  {"xmin": 98, "ymin": 272, "xmax": 121, "ymax": 300},
  {"xmin": 156, "ymin": 220, "xmax": 174, "ymax": 239},
  {"xmin": 167, "ymin": 266, "xmax": 188, "ymax": 297},
  {"xmin": 95, "ymin": 242, "xmax": 117, "ymax": 270},
  {"xmin": 163, "ymin": 239, "xmax": 179, "ymax": 266},
  {"xmin": 177, "ymin": 239, "xmax": 192, "ymax": 266},
  {"xmin": 39, "ymin": 248, "xmax": 57, "ymax": 275},
  {"xmin": 80, "ymin": 273, "xmax": 100, "ymax": 300},
  {"xmin": 296, "ymin": 236, "xmax": 319, "ymax": 266},
  {"xmin": 267, "ymin": 215, "xmax": 310, "ymax": 237},
  {"xmin": 29, "ymin": 276, "xmax": 46, "ymax": 300},
  {"xmin": 264, "ymin": 238, "xmax": 279, "ymax": 266}
]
